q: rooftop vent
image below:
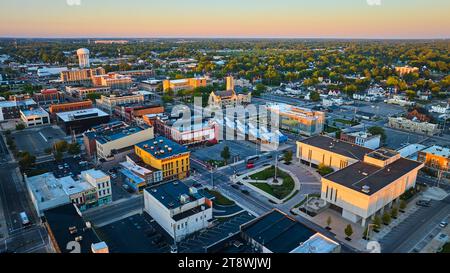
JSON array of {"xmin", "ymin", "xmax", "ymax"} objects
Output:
[
  {"xmin": 159, "ymin": 139, "xmax": 164, "ymax": 143},
  {"xmin": 168, "ymin": 147, "xmax": 173, "ymax": 152},
  {"xmin": 180, "ymin": 194, "xmax": 190, "ymax": 204},
  {"xmin": 362, "ymin": 185, "xmax": 370, "ymax": 194},
  {"xmin": 75, "ymin": 236, "xmax": 83, "ymax": 242},
  {"xmin": 189, "ymin": 187, "xmax": 198, "ymax": 195},
  {"xmin": 69, "ymin": 226, "xmax": 77, "ymax": 234},
  {"xmin": 362, "ymin": 172, "xmax": 368, "ymax": 176}
]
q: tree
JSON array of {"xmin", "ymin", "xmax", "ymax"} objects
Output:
[
  {"xmin": 18, "ymin": 152, "xmax": 36, "ymax": 171},
  {"xmin": 15, "ymin": 124, "xmax": 25, "ymax": 130},
  {"xmin": 54, "ymin": 140, "xmax": 68, "ymax": 153},
  {"xmin": 399, "ymin": 200, "xmax": 407, "ymax": 212},
  {"xmin": 283, "ymin": 150, "xmax": 293, "ymax": 165},
  {"xmin": 367, "ymin": 126, "xmax": 386, "ymax": 143},
  {"xmin": 86, "ymin": 92, "xmax": 101, "ymax": 102},
  {"xmin": 253, "ymin": 83, "xmax": 267, "ymax": 97},
  {"xmin": 162, "ymin": 95, "xmax": 174, "ymax": 103},
  {"xmin": 221, "ymin": 146, "xmax": 231, "ymax": 165},
  {"xmin": 405, "ymin": 90, "xmax": 416, "ymax": 100},
  {"xmin": 382, "ymin": 211, "xmax": 391, "ymax": 225},
  {"xmin": 318, "ymin": 163, "xmax": 333, "ymax": 176},
  {"xmin": 344, "ymin": 224, "xmax": 353, "ymax": 240},
  {"xmin": 326, "ymin": 216, "xmax": 332, "ymax": 229},
  {"xmin": 68, "ymin": 143, "xmax": 81, "ymax": 155},
  {"xmin": 391, "ymin": 206, "xmax": 398, "ymax": 219},
  {"xmin": 54, "ymin": 151, "xmax": 63, "ymax": 162},
  {"xmin": 373, "ymin": 215, "xmax": 382, "ymax": 231},
  {"xmin": 309, "ymin": 91, "xmax": 320, "ymax": 102}
]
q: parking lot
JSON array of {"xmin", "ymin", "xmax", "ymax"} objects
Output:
[
  {"xmin": 192, "ymin": 140, "xmax": 259, "ymax": 162},
  {"xmin": 355, "ymin": 102, "xmax": 406, "ymax": 117},
  {"xmin": 11, "ymin": 125, "xmax": 67, "ymax": 156},
  {"xmin": 383, "ymin": 127, "xmax": 428, "ymax": 150}
]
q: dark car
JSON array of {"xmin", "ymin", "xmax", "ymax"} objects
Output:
[
  {"xmin": 231, "ymin": 184, "xmax": 240, "ymax": 189},
  {"xmin": 416, "ymin": 200, "xmax": 431, "ymax": 207},
  {"xmin": 241, "ymin": 190, "xmax": 250, "ymax": 195}
]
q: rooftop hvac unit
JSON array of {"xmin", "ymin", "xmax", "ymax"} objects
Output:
[
  {"xmin": 85, "ymin": 221, "xmax": 92, "ymax": 229},
  {"xmin": 69, "ymin": 226, "xmax": 78, "ymax": 234},
  {"xmin": 159, "ymin": 139, "xmax": 164, "ymax": 143},
  {"xmin": 150, "ymin": 146, "xmax": 154, "ymax": 150},
  {"xmin": 168, "ymin": 147, "xmax": 173, "ymax": 152},
  {"xmin": 189, "ymin": 187, "xmax": 198, "ymax": 195},
  {"xmin": 180, "ymin": 194, "xmax": 190, "ymax": 204},
  {"xmin": 75, "ymin": 236, "xmax": 83, "ymax": 242},
  {"xmin": 362, "ymin": 185, "xmax": 370, "ymax": 194}
]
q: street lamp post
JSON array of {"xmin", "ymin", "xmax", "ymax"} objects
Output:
[{"xmin": 365, "ymin": 224, "xmax": 377, "ymax": 241}]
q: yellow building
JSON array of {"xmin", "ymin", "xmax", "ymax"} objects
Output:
[
  {"xmin": 134, "ymin": 137, "xmax": 190, "ymax": 181},
  {"xmin": 162, "ymin": 77, "xmax": 207, "ymax": 92},
  {"xmin": 417, "ymin": 145, "xmax": 449, "ymax": 177},
  {"xmin": 321, "ymin": 148, "xmax": 423, "ymax": 226},
  {"xmin": 297, "ymin": 135, "xmax": 372, "ymax": 170}
]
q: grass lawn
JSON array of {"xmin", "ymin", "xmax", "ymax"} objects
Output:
[
  {"xmin": 440, "ymin": 243, "xmax": 450, "ymax": 253},
  {"xmin": 249, "ymin": 166, "xmax": 295, "ymax": 200},
  {"xmin": 334, "ymin": 119, "xmax": 359, "ymax": 126},
  {"xmin": 324, "ymin": 126, "xmax": 339, "ymax": 133},
  {"xmin": 204, "ymin": 189, "xmax": 235, "ymax": 206}
]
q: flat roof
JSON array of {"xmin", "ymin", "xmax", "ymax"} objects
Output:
[
  {"xmin": 119, "ymin": 168, "xmax": 145, "ymax": 184},
  {"xmin": 0, "ymin": 99, "xmax": 37, "ymax": 108},
  {"xmin": 136, "ymin": 136, "xmax": 189, "ymax": 160},
  {"xmin": 56, "ymin": 108, "xmax": 108, "ymax": 122},
  {"xmin": 324, "ymin": 157, "xmax": 423, "ymax": 195},
  {"xmin": 145, "ymin": 181, "xmax": 203, "ymax": 210},
  {"xmin": 21, "ymin": 107, "xmax": 49, "ymax": 117},
  {"xmin": 26, "ymin": 173, "xmax": 69, "ymax": 203},
  {"xmin": 59, "ymin": 176, "xmax": 94, "ymax": 196},
  {"xmin": 81, "ymin": 169, "xmax": 108, "ymax": 180},
  {"xmin": 421, "ymin": 145, "xmax": 450, "ymax": 158},
  {"xmin": 96, "ymin": 126, "xmax": 144, "ymax": 144},
  {"xmin": 290, "ymin": 233, "xmax": 340, "ymax": 253},
  {"xmin": 44, "ymin": 204, "xmax": 102, "ymax": 253},
  {"xmin": 299, "ymin": 135, "xmax": 373, "ymax": 161},
  {"xmin": 241, "ymin": 209, "xmax": 316, "ymax": 253}
]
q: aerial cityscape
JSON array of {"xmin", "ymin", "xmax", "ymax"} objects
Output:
[{"xmin": 0, "ymin": 0, "xmax": 449, "ymax": 264}]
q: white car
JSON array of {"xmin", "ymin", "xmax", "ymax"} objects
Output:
[{"xmin": 439, "ymin": 221, "xmax": 448, "ymax": 228}]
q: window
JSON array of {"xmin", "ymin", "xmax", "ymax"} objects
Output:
[
  {"xmin": 334, "ymin": 189, "xmax": 338, "ymax": 202},
  {"xmin": 325, "ymin": 186, "xmax": 329, "ymax": 199}
]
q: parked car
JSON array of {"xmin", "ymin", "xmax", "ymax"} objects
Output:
[
  {"xmin": 231, "ymin": 184, "xmax": 240, "ymax": 190},
  {"xmin": 439, "ymin": 221, "xmax": 448, "ymax": 228},
  {"xmin": 241, "ymin": 190, "xmax": 250, "ymax": 195},
  {"xmin": 416, "ymin": 199, "xmax": 432, "ymax": 207}
]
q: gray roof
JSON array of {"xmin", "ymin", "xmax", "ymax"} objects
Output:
[{"xmin": 299, "ymin": 135, "xmax": 373, "ymax": 160}]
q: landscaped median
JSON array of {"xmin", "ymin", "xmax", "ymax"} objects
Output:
[{"xmin": 236, "ymin": 165, "xmax": 300, "ymax": 204}]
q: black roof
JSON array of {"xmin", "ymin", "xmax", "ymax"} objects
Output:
[
  {"xmin": 44, "ymin": 204, "xmax": 102, "ymax": 253},
  {"xmin": 324, "ymin": 157, "xmax": 423, "ymax": 195},
  {"xmin": 241, "ymin": 209, "xmax": 316, "ymax": 253},
  {"xmin": 299, "ymin": 135, "xmax": 373, "ymax": 160}
]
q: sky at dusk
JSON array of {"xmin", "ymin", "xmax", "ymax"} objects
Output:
[{"xmin": 1, "ymin": 0, "xmax": 449, "ymax": 39}]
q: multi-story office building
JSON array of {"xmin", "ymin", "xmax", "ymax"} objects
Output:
[
  {"xmin": 163, "ymin": 77, "xmax": 207, "ymax": 92},
  {"xmin": 297, "ymin": 135, "xmax": 373, "ymax": 170},
  {"xmin": 143, "ymin": 180, "xmax": 213, "ymax": 242},
  {"xmin": 340, "ymin": 131, "xmax": 381, "ymax": 149},
  {"xmin": 95, "ymin": 94, "xmax": 145, "ymax": 114},
  {"xmin": 94, "ymin": 124, "xmax": 154, "ymax": 160},
  {"xmin": 267, "ymin": 103, "xmax": 325, "ymax": 136},
  {"xmin": 60, "ymin": 67, "xmax": 105, "ymax": 85},
  {"xmin": 32, "ymin": 89, "xmax": 64, "ymax": 106},
  {"xmin": 134, "ymin": 137, "xmax": 190, "ymax": 181},
  {"xmin": 417, "ymin": 145, "xmax": 449, "ymax": 176},
  {"xmin": 56, "ymin": 108, "xmax": 110, "ymax": 134},
  {"xmin": 321, "ymin": 148, "xmax": 423, "ymax": 226},
  {"xmin": 388, "ymin": 117, "xmax": 440, "ymax": 136},
  {"xmin": 65, "ymin": 86, "xmax": 111, "ymax": 100},
  {"xmin": 91, "ymin": 72, "xmax": 132, "ymax": 90},
  {"xmin": 20, "ymin": 107, "xmax": 50, "ymax": 127},
  {"xmin": 80, "ymin": 170, "xmax": 112, "ymax": 206}
]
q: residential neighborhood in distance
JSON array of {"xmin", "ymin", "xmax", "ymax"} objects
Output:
[{"xmin": 0, "ymin": 0, "xmax": 449, "ymax": 265}]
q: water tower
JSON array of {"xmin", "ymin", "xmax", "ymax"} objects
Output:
[{"xmin": 76, "ymin": 48, "xmax": 90, "ymax": 68}]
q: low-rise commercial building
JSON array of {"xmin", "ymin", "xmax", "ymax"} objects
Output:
[
  {"xmin": 49, "ymin": 100, "xmax": 93, "ymax": 117},
  {"xmin": 96, "ymin": 94, "xmax": 145, "ymax": 114},
  {"xmin": 65, "ymin": 86, "xmax": 111, "ymax": 99},
  {"xmin": 135, "ymin": 137, "xmax": 190, "ymax": 181},
  {"xmin": 321, "ymin": 148, "xmax": 423, "ymax": 226},
  {"xmin": 81, "ymin": 169, "xmax": 112, "ymax": 206},
  {"xmin": 114, "ymin": 104, "xmax": 164, "ymax": 122},
  {"xmin": 56, "ymin": 108, "xmax": 110, "ymax": 134},
  {"xmin": 20, "ymin": 107, "xmax": 50, "ymax": 127},
  {"xmin": 388, "ymin": 117, "xmax": 440, "ymax": 136},
  {"xmin": 143, "ymin": 180, "xmax": 213, "ymax": 242},
  {"xmin": 60, "ymin": 67, "xmax": 106, "ymax": 85},
  {"xmin": 417, "ymin": 145, "xmax": 449, "ymax": 176},
  {"xmin": 120, "ymin": 154, "xmax": 163, "ymax": 192},
  {"xmin": 340, "ymin": 131, "xmax": 381, "ymax": 149},
  {"xmin": 94, "ymin": 124, "xmax": 154, "ymax": 160},
  {"xmin": 0, "ymin": 98, "xmax": 37, "ymax": 121},
  {"xmin": 163, "ymin": 77, "xmax": 207, "ymax": 92},
  {"xmin": 32, "ymin": 89, "xmax": 64, "ymax": 106},
  {"xmin": 241, "ymin": 209, "xmax": 340, "ymax": 253},
  {"xmin": 91, "ymin": 72, "xmax": 133, "ymax": 90},
  {"xmin": 268, "ymin": 103, "xmax": 325, "ymax": 136},
  {"xmin": 44, "ymin": 204, "xmax": 108, "ymax": 253}
]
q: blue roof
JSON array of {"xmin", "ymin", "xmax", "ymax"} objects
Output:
[
  {"xmin": 120, "ymin": 168, "xmax": 145, "ymax": 184},
  {"xmin": 136, "ymin": 136, "xmax": 189, "ymax": 159},
  {"xmin": 96, "ymin": 126, "xmax": 143, "ymax": 144}
]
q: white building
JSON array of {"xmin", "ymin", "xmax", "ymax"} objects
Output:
[
  {"xmin": 77, "ymin": 48, "xmax": 90, "ymax": 68},
  {"xmin": 340, "ymin": 131, "xmax": 381, "ymax": 150},
  {"xmin": 430, "ymin": 103, "xmax": 450, "ymax": 114},
  {"xmin": 81, "ymin": 170, "xmax": 112, "ymax": 206},
  {"xmin": 144, "ymin": 181, "xmax": 213, "ymax": 242},
  {"xmin": 37, "ymin": 67, "xmax": 68, "ymax": 77},
  {"xmin": 20, "ymin": 107, "xmax": 50, "ymax": 127}
]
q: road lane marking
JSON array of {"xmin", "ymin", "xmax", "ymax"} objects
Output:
[{"xmin": 39, "ymin": 132, "xmax": 48, "ymax": 142}]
